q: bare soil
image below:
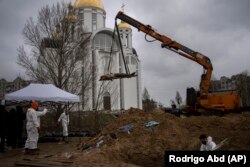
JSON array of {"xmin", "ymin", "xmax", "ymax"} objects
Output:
[{"xmin": 1, "ymin": 108, "xmax": 250, "ymax": 167}]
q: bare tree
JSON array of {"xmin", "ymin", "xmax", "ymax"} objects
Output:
[
  {"xmin": 142, "ymin": 87, "xmax": 150, "ymax": 101},
  {"xmin": 170, "ymin": 99, "xmax": 176, "ymax": 108},
  {"xmin": 142, "ymin": 87, "xmax": 156, "ymax": 112},
  {"xmin": 95, "ymin": 81, "xmax": 118, "ymax": 110},
  {"xmin": 16, "ymin": 2, "xmax": 94, "ymax": 130},
  {"xmin": 175, "ymin": 91, "xmax": 182, "ymax": 108},
  {"xmin": 78, "ymin": 39, "xmax": 93, "ymax": 111},
  {"xmin": 17, "ymin": 3, "xmax": 92, "ymax": 114}
]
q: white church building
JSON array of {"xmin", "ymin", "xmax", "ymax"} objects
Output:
[{"xmin": 73, "ymin": 0, "xmax": 142, "ymax": 111}]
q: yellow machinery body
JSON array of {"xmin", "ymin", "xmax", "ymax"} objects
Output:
[{"xmin": 196, "ymin": 91, "xmax": 241, "ymax": 113}]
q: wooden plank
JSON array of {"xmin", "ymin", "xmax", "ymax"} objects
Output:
[
  {"xmin": 15, "ymin": 161, "xmax": 50, "ymax": 167},
  {"xmin": 49, "ymin": 159, "xmax": 73, "ymax": 164},
  {"xmin": 22, "ymin": 157, "xmax": 73, "ymax": 164},
  {"xmin": 15, "ymin": 160, "xmax": 68, "ymax": 167}
]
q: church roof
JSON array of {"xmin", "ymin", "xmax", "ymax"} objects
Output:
[
  {"xmin": 74, "ymin": 0, "xmax": 104, "ymax": 10},
  {"xmin": 118, "ymin": 21, "xmax": 131, "ymax": 29}
]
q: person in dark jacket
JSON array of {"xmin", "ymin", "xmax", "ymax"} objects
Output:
[
  {"xmin": 16, "ymin": 106, "xmax": 26, "ymax": 148},
  {"xmin": 6, "ymin": 108, "xmax": 18, "ymax": 149}
]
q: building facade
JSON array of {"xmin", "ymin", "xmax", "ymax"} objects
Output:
[
  {"xmin": 72, "ymin": 0, "xmax": 142, "ymax": 111},
  {"xmin": 210, "ymin": 76, "xmax": 236, "ymax": 92},
  {"xmin": 0, "ymin": 77, "xmax": 31, "ymax": 101},
  {"xmin": 1, "ymin": 0, "xmax": 142, "ymax": 111},
  {"xmin": 210, "ymin": 74, "xmax": 250, "ymax": 106}
]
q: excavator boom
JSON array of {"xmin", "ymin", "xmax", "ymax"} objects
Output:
[
  {"xmin": 116, "ymin": 11, "xmax": 213, "ymax": 98},
  {"xmin": 115, "ymin": 11, "xmax": 242, "ymax": 114}
]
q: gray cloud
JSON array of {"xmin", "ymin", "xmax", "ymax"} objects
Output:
[
  {"xmin": 1, "ymin": 0, "xmax": 249, "ymax": 106},
  {"xmin": 0, "ymin": 0, "xmax": 61, "ymax": 81}
]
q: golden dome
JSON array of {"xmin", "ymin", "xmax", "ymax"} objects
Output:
[
  {"xmin": 118, "ymin": 21, "xmax": 131, "ymax": 29},
  {"xmin": 74, "ymin": 0, "xmax": 104, "ymax": 10}
]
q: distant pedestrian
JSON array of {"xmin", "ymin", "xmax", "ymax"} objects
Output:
[{"xmin": 58, "ymin": 110, "xmax": 69, "ymax": 143}]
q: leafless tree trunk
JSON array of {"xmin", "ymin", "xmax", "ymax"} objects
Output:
[
  {"xmin": 17, "ymin": 2, "xmax": 92, "ymax": 115},
  {"xmin": 91, "ymin": 77, "xmax": 118, "ymax": 131},
  {"xmin": 142, "ymin": 87, "xmax": 156, "ymax": 112}
]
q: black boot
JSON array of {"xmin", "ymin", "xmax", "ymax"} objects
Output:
[
  {"xmin": 0, "ymin": 148, "xmax": 5, "ymax": 153},
  {"xmin": 64, "ymin": 136, "xmax": 69, "ymax": 143},
  {"xmin": 29, "ymin": 149, "xmax": 39, "ymax": 155}
]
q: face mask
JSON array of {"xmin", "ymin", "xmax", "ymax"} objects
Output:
[{"xmin": 201, "ymin": 140, "xmax": 207, "ymax": 145}]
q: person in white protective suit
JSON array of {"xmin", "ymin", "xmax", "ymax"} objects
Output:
[
  {"xmin": 199, "ymin": 134, "xmax": 217, "ymax": 151},
  {"xmin": 24, "ymin": 101, "xmax": 48, "ymax": 154},
  {"xmin": 57, "ymin": 110, "xmax": 69, "ymax": 143},
  {"xmin": 24, "ymin": 102, "xmax": 39, "ymax": 153}
]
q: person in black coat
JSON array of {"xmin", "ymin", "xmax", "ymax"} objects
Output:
[
  {"xmin": 6, "ymin": 108, "xmax": 18, "ymax": 149},
  {"xmin": 16, "ymin": 106, "xmax": 26, "ymax": 148}
]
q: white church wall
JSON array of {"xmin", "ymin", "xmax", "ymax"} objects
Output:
[
  {"xmin": 74, "ymin": 0, "xmax": 142, "ymax": 112},
  {"xmin": 137, "ymin": 61, "xmax": 143, "ymax": 109},
  {"xmin": 94, "ymin": 49, "xmax": 121, "ymax": 111},
  {"xmin": 122, "ymin": 56, "xmax": 142, "ymax": 109}
]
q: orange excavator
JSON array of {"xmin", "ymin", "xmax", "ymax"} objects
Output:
[{"xmin": 115, "ymin": 11, "xmax": 241, "ymax": 115}]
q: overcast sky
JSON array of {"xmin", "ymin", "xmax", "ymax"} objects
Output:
[{"xmin": 0, "ymin": 0, "xmax": 249, "ymax": 107}]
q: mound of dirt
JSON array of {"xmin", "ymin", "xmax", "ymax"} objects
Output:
[
  {"xmin": 3, "ymin": 108, "xmax": 248, "ymax": 167},
  {"xmin": 93, "ymin": 108, "xmax": 250, "ymax": 167}
]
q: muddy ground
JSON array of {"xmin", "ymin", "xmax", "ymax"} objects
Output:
[{"xmin": 0, "ymin": 108, "xmax": 250, "ymax": 167}]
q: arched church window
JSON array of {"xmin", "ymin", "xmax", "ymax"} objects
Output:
[
  {"xmin": 77, "ymin": 9, "xmax": 84, "ymax": 26},
  {"xmin": 102, "ymin": 55, "xmax": 111, "ymax": 71},
  {"xmin": 104, "ymin": 92, "xmax": 110, "ymax": 96},
  {"xmin": 125, "ymin": 34, "xmax": 129, "ymax": 47},
  {"xmin": 92, "ymin": 13, "xmax": 97, "ymax": 31},
  {"xmin": 93, "ymin": 33, "xmax": 118, "ymax": 51}
]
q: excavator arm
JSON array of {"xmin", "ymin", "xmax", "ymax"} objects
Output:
[{"xmin": 116, "ymin": 11, "xmax": 213, "ymax": 98}]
